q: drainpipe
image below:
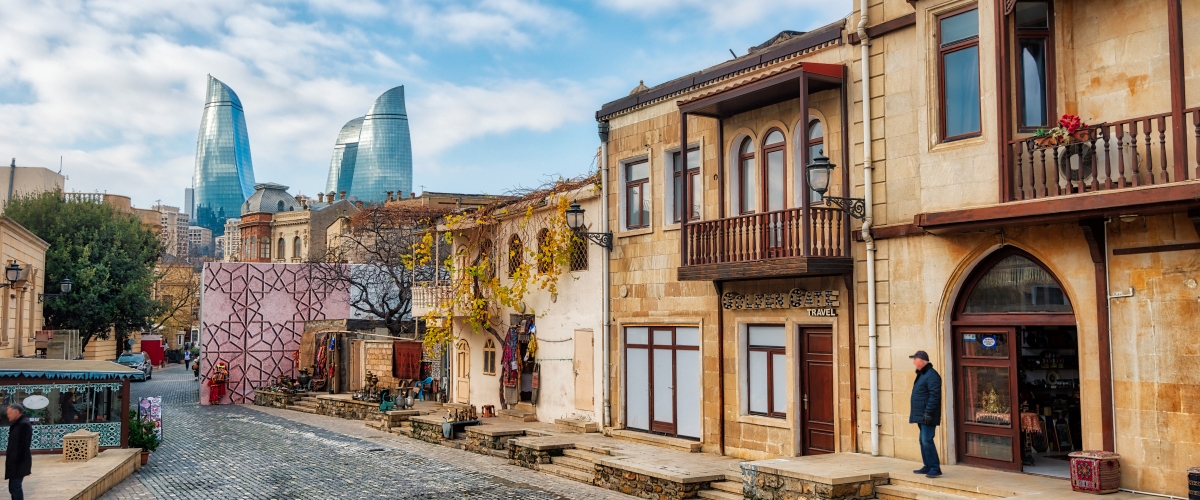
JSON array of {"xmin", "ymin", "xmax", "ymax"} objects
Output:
[
  {"xmin": 858, "ymin": 1, "xmax": 880, "ymax": 457},
  {"xmin": 599, "ymin": 121, "xmax": 613, "ymax": 428}
]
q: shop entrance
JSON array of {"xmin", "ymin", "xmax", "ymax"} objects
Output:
[
  {"xmin": 624, "ymin": 326, "xmax": 701, "ymax": 440},
  {"xmin": 799, "ymin": 327, "xmax": 835, "ymax": 455},
  {"xmin": 952, "ymin": 249, "xmax": 1080, "ymax": 477}
]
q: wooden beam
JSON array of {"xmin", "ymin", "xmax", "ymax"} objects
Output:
[
  {"xmin": 1167, "ymin": 0, "xmax": 1188, "ymax": 179},
  {"xmin": 676, "ymin": 257, "xmax": 853, "ymax": 281},
  {"xmin": 1111, "ymin": 242, "xmax": 1200, "ymax": 255},
  {"xmin": 853, "ymin": 223, "xmax": 927, "ymax": 241},
  {"xmin": 680, "ymin": 110, "xmax": 689, "ymax": 266},
  {"xmin": 1079, "ymin": 219, "xmax": 1115, "ymax": 452},
  {"xmin": 996, "ymin": 0, "xmax": 1014, "ymax": 202},
  {"xmin": 847, "ymin": 13, "xmax": 917, "ymax": 45}
]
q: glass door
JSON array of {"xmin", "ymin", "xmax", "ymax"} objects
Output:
[{"xmin": 954, "ymin": 326, "xmax": 1021, "ymax": 470}]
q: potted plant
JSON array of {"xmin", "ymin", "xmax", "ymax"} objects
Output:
[
  {"xmin": 128, "ymin": 410, "xmax": 160, "ymax": 465},
  {"xmin": 1032, "ymin": 114, "xmax": 1097, "ymax": 148}
]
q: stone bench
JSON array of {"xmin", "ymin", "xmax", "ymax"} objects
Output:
[
  {"xmin": 365, "ymin": 409, "xmax": 420, "ymax": 431},
  {"xmin": 253, "ymin": 390, "xmax": 303, "ymax": 409},
  {"xmin": 465, "ymin": 426, "xmax": 526, "ymax": 454}
]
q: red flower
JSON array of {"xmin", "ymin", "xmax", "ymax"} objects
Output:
[{"xmin": 1058, "ymin": 114, "xmax": 1085, "ymax": 134}]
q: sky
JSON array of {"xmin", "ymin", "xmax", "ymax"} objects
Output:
[{"xmin": 0, "ymin": 0, "xmax": 851, "ymax": 210}]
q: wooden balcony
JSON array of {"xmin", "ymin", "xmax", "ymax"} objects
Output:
[
  {"xmin": 1007, "ymin": 108, "xmax": 1200, "ymax": 201},
  {"xmin": 678, "ymin": 206, "xmax": 852, "ymax": 281}
]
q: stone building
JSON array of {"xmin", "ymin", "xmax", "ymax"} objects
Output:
[
  {"xmin": 0, "ymin": 161, "xmax": 64, "ymax": 209},
  {"xmin": 0, "ymin": 217, "xmax": 48, "ymax": 358},
  {"xmin": 270, "ymin": 193, "xmax": 359, "ymax": 263},
  {"xmin": 432, "ymin": 186, "xmax": 604, "ymax": 425},
  {"xmin": 595, "ymin": 0, "xmax": 1198, "ymax": 496},
  {"xmin": 237, "ymin": 183, "xmax": 300, "ymax": 263}
]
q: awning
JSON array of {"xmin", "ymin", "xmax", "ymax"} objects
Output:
[
  {"xmin": 678, "ymin": 62, "xmax": 844, "ymax": 118},
  {"xmin": 0, "ymin": 358, "xmax": 143, "ymax": 380}
]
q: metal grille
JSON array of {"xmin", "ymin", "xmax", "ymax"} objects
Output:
[{"xmin": 569, "ymin": 237, "xmax": 588, "ymax": 271}]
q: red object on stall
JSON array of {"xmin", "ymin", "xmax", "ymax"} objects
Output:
[
  {"xmin": 392, "ymin": 341, "xmax": 422, "ymax": 380},
  {"xmin": 141, "ymin": 338, "xmax": 165, "ymax": 366},
  {"xmin": 208, "ymin": 361, "xmax": 229, "ymax": 404}
]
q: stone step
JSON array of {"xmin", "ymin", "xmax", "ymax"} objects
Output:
[
  {"xmin": 390, "ymin": 425, "xmax": 413, "ymax": 437},
  {"xmin": 876, "ymin": 485, "xmax": 976, "ymax": 500},
  {"xmin": 550, "ymin": 455, "xmax": 594, "ymax": 472},
  {"xmin": 286, "ymin": 405, "xmax": 318, "ymax": 414},
  {"xmin": 886, "ymin": 479, "xmax": 1005, "ymax": 500},
  {"xmin": 497, "ymin": 409, "xmax": 537, "ymax": 422},
  {"xmin": 561, "ymin": 448, "xmax": 609, "ymax": 461},
  {"xmin": 709, "ymin": 481, "xmax": 743, "ymax": 494},
  {"xmin": 538, "ymin": 463, "xmax": 594, "ymax": 484},
  {"xmin": 553, "ymin": 418, "xmax": 599, "ymax": 433},
  {"xmin": 609, "ymin": 429, "xmax": 702, "ymax": 452},
  {"xmin": 300, "ymin": 397, "xmax": 320, "ymax": 403},
  {"xmin": 513, "ymin": 402, "xmax": 535, "ymax": 413},
  {"xmin": 697, "ymin": 489, "xmax": 742, "ymax": 500}
]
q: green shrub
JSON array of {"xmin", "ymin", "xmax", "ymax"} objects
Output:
[{"xmin": 128, "ymin": 410, "xmax": 160, "ymax": 452}]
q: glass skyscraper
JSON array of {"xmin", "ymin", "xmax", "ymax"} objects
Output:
[
  {"xmin": 325, "ymin": 86, "xmax": 412, "ymax": 203},
  {"xmin": 193, "ymin": 75, "xmax": 256, "ymax": 236},
  {"xmin": 325, "ymin": 116, "xmax": 364, "ymax": 196}
]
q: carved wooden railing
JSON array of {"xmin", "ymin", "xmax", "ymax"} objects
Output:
[
  {"xmin": 683, "ymin": 206, "xmax": 847, "ymax": 266},
  {"xmin": 1007, "ymin": 108, "xmax": 1200, "ymax": 201}
]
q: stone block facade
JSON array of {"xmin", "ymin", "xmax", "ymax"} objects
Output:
[
  {"xmin": 315, "ymin": 396, "xmax": 383, "ymax": 421},
  {"xmin": 410, "ymin": 416, "xmax": 445, "ymax": 445},
  {"xmin": 509, "ymin": 443, "xmax": 561, "ymax": 468},
  {"xmin": 362, "ymin": 341, "xmax": 395, "ymax": 389},
  {"xmin": 253, "ymin": 390, "xmax": 302, "ymax": 409}
]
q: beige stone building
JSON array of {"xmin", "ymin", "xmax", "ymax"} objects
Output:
[
  {"xmin": 0, "ymin": 217, "xmax": 49, "ymax": 358},
  {"xmin": 595, "ymin": 0, "xmax": 1199, "ymax": 495},
  {"xmin": 0, "ymin": 162, "xmax": 65, "ymax": 209}
]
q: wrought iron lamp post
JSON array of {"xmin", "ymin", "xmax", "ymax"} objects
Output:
[
  {"xmin": 565, "ymin": 202, "xmax": 612, "ymax": 250},
  {"xmin": 38, "ymin": 277, "xmax": 72, "ymax": 303},
  {"xmin": 0, "ymin": 261, "xmax": 22, "ymax": 288},
  {"xmin": 806, "ymin": 152, "xmax": 867, "ymax": 220}
]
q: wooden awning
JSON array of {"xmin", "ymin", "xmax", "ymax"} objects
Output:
[{"xmin": 678, "ymin": 62, "xmax": 844, "ymax": 118}]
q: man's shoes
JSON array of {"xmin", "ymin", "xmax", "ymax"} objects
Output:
[
  {"xmin": 913, "ymin": 467, "xmax": 930, "ymax": 474},
  {"xmin": 925, "ymin": 469, "xmax": 943, "ymax": 478}
]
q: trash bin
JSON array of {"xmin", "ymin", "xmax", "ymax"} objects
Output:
[
  {"xmin": 1188, "ymin": 466, "xmax": 1200, "ymax": 500},
  {"xmin": 1069, "ymin": 451, "xmax": 1121, "ymax": 494}
]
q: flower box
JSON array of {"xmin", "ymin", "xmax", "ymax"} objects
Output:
[{"xmin": 1031, "ymin": 128, "xmax": 1099, "ymax": 148}]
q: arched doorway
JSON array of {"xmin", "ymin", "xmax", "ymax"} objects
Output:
[
  {"xmin": 951, "ymin": 248, "xmax": 1080, "ymax": 477},
  {"xmin": 455, "ymin": 340, "xmax": 470, "ymax": 404}
]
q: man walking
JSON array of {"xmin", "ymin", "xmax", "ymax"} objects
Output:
[
  {"xmin": 909, "ymin": 350, "xmax": 942, "ymax": 478},
  {"xmin": 5, "ymin": 404, "xmax": 31, "ymax": 500}
]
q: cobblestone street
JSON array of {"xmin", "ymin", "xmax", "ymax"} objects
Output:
[{"xmin": 101, "ymin": 364, "xmax": 631, "ymax": 500}]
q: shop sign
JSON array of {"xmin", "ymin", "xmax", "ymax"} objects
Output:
[{"xmin": 721, "ymin": 289, "xmax": 840, "ymax": 316}]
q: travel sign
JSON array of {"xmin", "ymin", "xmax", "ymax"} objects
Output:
[{"xmin": 721, "ymin": 289, "xmax": 841, "ymax": 316}]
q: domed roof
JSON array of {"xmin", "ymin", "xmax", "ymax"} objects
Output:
[
  {"xmin": 367, "ymin": 86, "xmax": 407, "ymax": 117},
  {"xmin": 629, "ymin": 80, "xmax": 650, "ymax": 95},
  {"xmin": 241, "ymin": 182, "xmax": 300, "ymax": 215},
  {"xmin": 335, "ymin": 117, "xmax": 364, "ymax": 145}
]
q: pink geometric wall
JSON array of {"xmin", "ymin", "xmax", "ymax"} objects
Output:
[{"xmin": 200, "ymin": 263, "xmax": 350, "ymax": 405}]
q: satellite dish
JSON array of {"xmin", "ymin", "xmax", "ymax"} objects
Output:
[{"xmin": 23, "ymin": 395, "xmax": 49, "ymax": 410}]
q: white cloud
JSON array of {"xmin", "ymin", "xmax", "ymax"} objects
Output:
[
  {"xmin": 601, "ymin": 0, "xmax": 850, "ymax": 28},
  {"xmin": 396, "ymin": 0, "xmax": 575, "ymax": 48}
]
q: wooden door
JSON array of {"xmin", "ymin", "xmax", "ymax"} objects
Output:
[
  {"xmin": 574, "ymin": 329, "xmax": 594, "ymax": 411},
  {"xmin": 624, "ymin": 326, "xmax": 700, "ymax": 439},
  {"xmin": 954, "ymin": 327, "xmax": 1020, "ymax": 470},
  {"xmin": 800, "ymin": 328, "xmax": 835, "ymax": 455},
  {"xmin": 455, "ymin": 340, "xmax": 470, "ymax": 404},
  {"xmin": 650, "ymin": 328, "xmax": 677, "ymax": 435}
]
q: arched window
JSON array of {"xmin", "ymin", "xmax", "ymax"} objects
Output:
[
  {"xmin": 482, "ymin": 339, "xmax": 497, "ymax": 375},
  {"xmin": 277, "ymin": 238, "xmax": 285, "ymax": 259},
  {"xmin": 762, "ymin": 129, "xmax": 786, "ymax": 212},
  {"xmin": 536, "ymin": 229, "xmax": 551, "ymax": 274},
  {"xmin": 737, "ymin": 137, "xmax": 756, "ymax": 214},
  {"xmin": 961, "ymin": 253, "xmax": 1071, "ymax": 314},
  {"xmin": 807, "ymin": 120, "xmax": 825, "ymax": 203},
  {"xmin": 478, "ymin": 238, "xmax": 495, "ymax": 279},
  {"xmin": 293, "ymin": 236, "xmax": 302, "ymax": 258},
  {"xmin": 277, "ymin": 200, "xmax": 285, "ymax": 212},
  {"xmin": 508, "ymin": 235, "xmax": 524, "ymax": 277}
]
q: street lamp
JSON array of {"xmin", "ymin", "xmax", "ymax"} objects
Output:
[
  {"xmin": 565, "ymin": 202, "xmax": 613, "ymax": 250},
  {"xmin": 806, "ymin": 152, "xmax": 867, "ymax": 220},
  {"xmin": 39, "ymin": 277, "xmax": 73, "ymax": 303},
  {"xmin": 1, "ymin": 261, "xmax": 21, "ymax": 286}
]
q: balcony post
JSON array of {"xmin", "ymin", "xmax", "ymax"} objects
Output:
[
  {"xmin": 680, "ymin": 110, "xmax": 689, "ymax": 265},
  {"xmin": 717, "ymin": 117, "xmax": 726, "ymax": 262},
  {"xmin": 799, "ymin": 74, "xmax": 811, "ymax": 257},
  {"xmin": 1167, "ymin": 0, "xmax": 1187, "ymax": 178}
]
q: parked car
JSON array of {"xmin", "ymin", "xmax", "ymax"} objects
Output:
[{"xmin": 117, "ymin": 352, "xmax": 152, "ymax": 381}]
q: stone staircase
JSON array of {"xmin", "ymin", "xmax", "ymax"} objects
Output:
[
  {"xmin": 697, "ymin": 477, "xmax": 743, "ymax": 500},
  {"xmin": 877, "ymin": 477, "xmax": 1003, "ymax": 500},
  {"xmin": 540, "ymin": 448, "xmax": 606, "ymax": 484},
  {"xmin": 286, "ymin": 395, "xmax": 320, "ymax": 414},
  {"xmin": 497, "ymin": 402, "xmax": 537, "ymax": 422}
]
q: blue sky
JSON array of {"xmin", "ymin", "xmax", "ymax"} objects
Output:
[{"xmin": 0, "ymin": 0, "xmax": 851, "ymax": 209}]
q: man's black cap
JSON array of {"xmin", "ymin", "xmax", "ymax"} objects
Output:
[{"xmin": 909, "ymin": 350, "xmax": 930, "ymax": 361}]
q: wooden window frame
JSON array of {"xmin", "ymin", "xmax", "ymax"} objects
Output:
[
  {"xmin": 483, "ymin": 339, "xmax": 497, "ymax": 375},
  {"xmin": 625, "ymin": 159, "xmax": 650, "ymax": 229},
  {"xmin": 293, "ymin": 236, "xmax": 302, "ymax": 258},
  {"xmin": 761, "ymin": 129, "xmax": 787, "ymax": 213},
  {"xmin": 937, "ymin": 6, "xmax": 983, "ymax": 143},
  {"xmin": 277, "ymin": 237, "xmax": 285, "ymax": 260},
  {"xmin": 737, "ymin": 137, "xmax": 756, "ymax": 214},
  {"xmin": 672, "ymin": 147, "xmax": 701, "ymax": 223},
  {"xmin": 1013, "ymin": 1, "xmax": 1057, "ymax": 133},
  {"xmin": 746, "ymin": 324, "xmax": 788, "ymax": 419},
  {"xmin": 806, "ymin": 120, "xmax": 825, "ymax": 205},
  {"xmin": 623, "ymin": 326, "xmax": 701, "ymax": 440}
]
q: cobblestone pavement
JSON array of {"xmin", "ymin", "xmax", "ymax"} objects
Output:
[{"xmin": 101, "ymin": 363, "xmax": 631, "ymax": 500}]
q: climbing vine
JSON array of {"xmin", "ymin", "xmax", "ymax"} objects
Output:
[{"xmin": 417, "ymin": 174, "xmax": 599, "ymax": 353}]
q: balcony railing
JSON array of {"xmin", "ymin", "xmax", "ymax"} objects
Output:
[
  {"xmin": 411, "ymin": 282, "xmax": 453, "ymax": 316},
  {"xmin": 1007, "ymin": 108, "xmax": 1200, "ymax": 201},
  {"xmin": 683, "ymin": 206, "xmax": 848, "ymax": 266}
]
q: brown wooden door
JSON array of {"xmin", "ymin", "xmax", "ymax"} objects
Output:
[
  {"xmin": 953, "ymin": 326, "xmax": 1021, "ymax": 470},
  {"xmin": 801, "ymin": 327, "xmax": 835, "ymax": 455}
]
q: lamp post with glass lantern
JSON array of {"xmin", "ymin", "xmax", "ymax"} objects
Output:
[
  {"xmin": 564, "ymin": 202, "xmax": 613, "ymax": 250},
  {"xmin": 38, "ymin": 276, "xmax": 72, "ymax": 303},
  {"xmin": 805, "ymin": 151, "xmax": 867, "ymax": 220}
]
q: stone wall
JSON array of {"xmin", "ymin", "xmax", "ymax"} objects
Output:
[
  {"xmin": 253, "ymin": 390, "xmax": 301, "ymax": 409},
  {"xmin": 742, "ymin": 465, "xmax": 880, "ymax": 500},
  {"xmin": 410, "ymin": 417, "xmax": 444, "ymax": 445},
  {"xmin": 593, "ymin": 465, "xmax": 705, "ymax": 500},
  {"xmin": 465, "ymin": 429, "xmax": 520, "ymax": 454},
  {"xmin": 363, "ymin": 341, "xmax": 395, "ymax": 389},
  {"xmin": 509, "ymin": 444, "xmax": 560, "ymax": 468},
  {"xmin": 315, "ymin": 396, "xmax": 383, "ymax": 421}
]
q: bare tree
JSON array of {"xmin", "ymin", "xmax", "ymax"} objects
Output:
[{"xmin": 310, "ymin": 204, "xmax": 449, "ymax": 336}]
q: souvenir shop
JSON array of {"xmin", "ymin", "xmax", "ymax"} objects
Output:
[
  {"xmin": 500, "ymin": 315, "xmax": 539, "ymax": 408},
  {"xmin": 0, "ymin": 359, "xmax": 139, "ymax": 452}
]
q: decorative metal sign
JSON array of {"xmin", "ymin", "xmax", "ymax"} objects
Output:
[{"xmin": 721, "ymin": 289, "xmax": 840, "ymax": 316}]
